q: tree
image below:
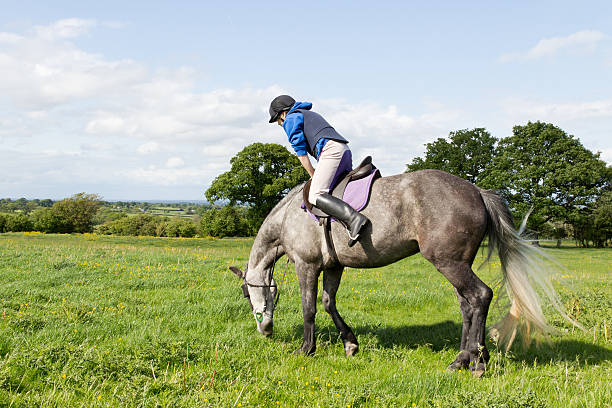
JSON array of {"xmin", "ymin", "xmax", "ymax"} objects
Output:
[
  {"xmin": 481, "ymin": 122, "xmax": 611, "ymax": 233},
  {"xmin": 572, "ymin": 190, "xmax": 612, "ymax": 247},
  {"xmin": 591, "ymin": 190, "xmax": 612, "ymax": 247},
  {"xmin": 206, "ymin": 143, "xmax": 309, "ymax": 229},
  {"xmin": 406, "ymin": 128, "xmax": 497, "ymax": 184}
]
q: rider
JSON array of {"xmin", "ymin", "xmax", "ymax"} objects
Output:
[{"xmin": 268, "ymin": 95, "xmax": 369, "ymax": 247}]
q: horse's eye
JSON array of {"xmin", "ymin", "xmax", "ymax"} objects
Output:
[{"xmin": 241, "ymin": 284, "xmax": 250, "ymax": 298}]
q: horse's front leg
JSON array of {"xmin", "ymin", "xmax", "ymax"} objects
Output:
[
  {"xmin": 322, "ymin": 266, "xmax": 359, "ymax": 356},
  {"xmin": 294, "ymin": 262, "xmax": 321, "ymax": 355}
]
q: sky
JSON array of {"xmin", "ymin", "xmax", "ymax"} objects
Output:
[{"xmin": 1, "ymin": 1, "xmax": 611, "ymax": 200}]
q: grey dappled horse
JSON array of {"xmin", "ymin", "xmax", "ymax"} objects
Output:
[{"xmin": 230, "ymin": 169, "xmax": 564, "ymax": 376}]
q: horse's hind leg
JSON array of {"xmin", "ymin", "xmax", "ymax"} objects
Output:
[
  {"xmin": 322, "ymin": 267, "xmax": 359, "ymax": 356},
  {"xmin": 428, "ymin": 259, "xmax": 493, "ymax": 376},
  {"xmin": 447, "ymin": 289, "xmax": 473, "ymax": 371}
]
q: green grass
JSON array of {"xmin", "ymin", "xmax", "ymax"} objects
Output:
[{"xmin": 0, "ymin": 232, "xmax": 610, "ymax": 407}]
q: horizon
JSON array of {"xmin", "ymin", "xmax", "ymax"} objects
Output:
[
  {"xmin": 2, "ymin": 196, "xmax": 208, "ymax": 203},
  {"xmin": 1, "ymin": 1, "xmax": 611, "ymax": 199}
]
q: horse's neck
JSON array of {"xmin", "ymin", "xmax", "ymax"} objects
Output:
[
  {"xmin": 249, "ymin": 215, "xmax": 284, "ymax": 271},
  {"xmin": 248, "ymin": 186, "xmax": 300, "ymax": 272}
]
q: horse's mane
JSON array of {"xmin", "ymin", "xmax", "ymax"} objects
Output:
[
  {"xmin": 264, "ymin": 183, "xmax": 305, "ymax": 221},
  {"xmin": 250, "ymin": 183, "xmax": 305, "ymax": 259}
]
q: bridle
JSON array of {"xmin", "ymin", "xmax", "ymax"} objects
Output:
[
  {"xmin": 243, "ymin": 246, "xmax": 290, "ymax": 322},
  {"xmin": 242, "ymin": 188, "xmax": 298, "ymax": 322}
]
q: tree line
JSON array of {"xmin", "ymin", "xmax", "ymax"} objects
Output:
[
  {"xmin": 0, "ymin": 194, "xmax": 249, "ymax": 238},
  {"xmin": 405, "ymin": 122, "xmax": 611, "ymax": 247}
]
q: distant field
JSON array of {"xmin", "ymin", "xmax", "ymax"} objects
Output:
[
  {"xmin": 0, "ymin": 233, "xmax": 610, "ymax": 407},
  {"xmin": 113, "ymin": 206, "xmax": 197, "ymax": 219},
  {"xmin": 147, "ymin": 207, "xmax": 195, "ymax": 219}
]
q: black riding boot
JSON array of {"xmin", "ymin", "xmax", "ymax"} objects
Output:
[{"xmin": 315, "ymin": 193, "xmax": 369, "ymax": 247}]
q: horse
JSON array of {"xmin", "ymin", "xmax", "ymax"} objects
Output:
[{"xmin": 229, "ymin": 169, "xmax": 568, "ymax": 377}]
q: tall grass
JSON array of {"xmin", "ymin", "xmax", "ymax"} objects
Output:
[{"xmin": 0, "ymin": 232, "xmax": 610, "ymax": 407}]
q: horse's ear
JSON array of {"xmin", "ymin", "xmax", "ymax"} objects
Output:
[{"xmin": 229, "ymin": 266, "xmax": 245, "ymax": 279}]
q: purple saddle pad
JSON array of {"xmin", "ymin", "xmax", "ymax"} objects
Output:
[{"xmin": 302, "ymin": 168, "xmax": 380, "ymax": 222}]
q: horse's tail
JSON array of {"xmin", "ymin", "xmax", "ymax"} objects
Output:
[{"xmin": 478, "ymin": 189, "xmax": 575, "ymax": 351}]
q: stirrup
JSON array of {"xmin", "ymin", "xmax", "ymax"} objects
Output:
[
  {"xmin": 347, "ymin": 234, "xmax": 360, "ymax": 248},
  {"xmin": 347, "ymin": 231, "xmax": 360, "ymax": 241}
]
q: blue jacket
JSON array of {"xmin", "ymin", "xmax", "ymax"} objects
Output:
[{"xmin": 282, "ymin": 102, "xmax": 329, "ymax": 160}]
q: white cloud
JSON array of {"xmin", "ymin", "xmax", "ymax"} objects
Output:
[
  {"xmin": 599, "ymin": 148, "xmax": 612, "ymax": 163},
  {"xmin": 137, "ymin": 142, "xmax": 162, "ymax": 155},
  {"xmin": 320, "ymin": 101, "xmax": 461, "ymax": 174},
  {"xmin": 165, "ymin": 157, "xmax": 184, "ymax": 168},
  {"xmin": 0, "ymin": 19, "xmax": 481, "ymax": 197},
  {"xmin": 0, "ymin": 32, "xmax": 24, "ymax": 44},
  {"xmin": 34, "ymin": 18, "xmax": 97, "ymax": 40},
  {"xmin": 499, "ymin": 30, "xmax": 607, "ymax": 62},
  {"xmin": 0, "ymin": 19, "xmax": 145, "ymax": 108},
  {"xmin": 501, "ymin": 98, "xmax": 612, "ymax": 121},
  {"xmin": 126, "ymin": 166, "xmax": 213, "ymax": 186}
]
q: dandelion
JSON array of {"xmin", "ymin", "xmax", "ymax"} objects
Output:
[
  {"xmin": 278, "ymin": 381, "xmax": 282, "ymax": 385},
  {"xmin": 62, "ymin": 374, "xmax": 66, "ymax": 379},
  {"xmin": 97, "ymin": 395, "xmax": 101, "ymax": 400}
]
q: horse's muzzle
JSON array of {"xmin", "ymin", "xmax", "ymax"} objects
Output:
[{"xmin": 258, "ymin": 319, "xmax": 273, "ymax": 337}]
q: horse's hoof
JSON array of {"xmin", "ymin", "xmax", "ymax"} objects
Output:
[
  {"xmin": 472, "ymin": 369, "xmax": 485, "ymax": 378},
  {"xmin": 447, "ymin": 352, "xmax": 470, "ymax": 372},
  {"xmin": 344, "ymin": 343, "xmax": 359, "ymax": 356},
  {"xmin": 293, "ymin": 346, "xmax": 315, "ymax": 356},
  {"xmin": 446, "ymin": 363, "xmax": 461, "ymax": 373},
  {"xmin": 471, "ymin": 363, "xmax": 486, "ymax": 378}
]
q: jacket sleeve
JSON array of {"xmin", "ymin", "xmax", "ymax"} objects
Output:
[{"xmin": 282, "ymin": 113, "xmax": 308, "ymax": 157}]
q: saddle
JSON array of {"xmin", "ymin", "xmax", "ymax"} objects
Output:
[{"xmin": 302, "ymin": 156, "xmax": 381, "ymax": 218}]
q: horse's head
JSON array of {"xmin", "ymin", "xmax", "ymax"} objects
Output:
[{"xmin": 230, "ymin": 265, "xmax": 276, "ymax": 337}]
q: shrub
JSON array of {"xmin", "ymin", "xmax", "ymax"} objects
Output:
[
  {"xmin": 95, "ymin": 214, "xmax": 198, "ymax": 238},
  {"xmin": 199, "ymin": 206, "xmax": 250, "ymax": 238},
  {"xmin": 31, "ymin": 208, "xmax": 70, "ymax": 233},
  {"xmin": 1, "ymin": 213, "xmax": 33, "ymax": 232},
  {"xmin": 164, "ymin": 218, "xmax": 198, "ymax": 238},
  {"xmin": 95, "ymin": 214, "xmax": 162, "ymax": 236}
]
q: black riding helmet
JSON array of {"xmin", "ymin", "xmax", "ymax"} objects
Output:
[{"xmin": 268, "ymin": 95, "xmax": 296, "ymax": 123}]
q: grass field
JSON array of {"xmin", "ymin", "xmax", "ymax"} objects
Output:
[{"xmin": 0, "ymin": 232, "xmax": 610, "ymax": 407}]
